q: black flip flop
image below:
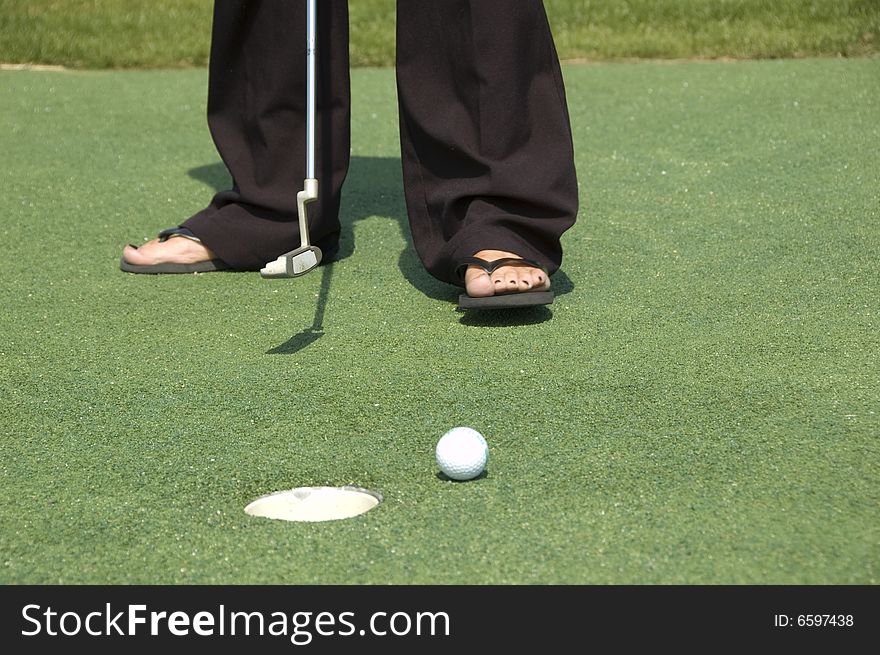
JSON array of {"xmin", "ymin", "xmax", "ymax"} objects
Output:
[
  {"xmin": 120, "ymin": 227, "xmax": 233, "ymax": 274},
  {"xmin": 456, "ymin": 257, "xmax": 555, "ymax": 310}
]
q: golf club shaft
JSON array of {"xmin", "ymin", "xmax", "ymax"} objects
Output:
[
  {"xmin": 296, "ymin": 0, "xmax": 318, "ymax": 250},
  {"xmin": 306, "ymin": 0, "xmax": 316, "ymax": 181},
  {"xmin": 257, "ymin": 0, "xmax": 322, "ymax": 277}
]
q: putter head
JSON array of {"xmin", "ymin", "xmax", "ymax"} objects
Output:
[{"xmin": 260, "ymin": 245, "xmax": 323, "ymax": 278}]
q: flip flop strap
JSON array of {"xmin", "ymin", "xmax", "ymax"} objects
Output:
[
  {"xmin": 158, "ymin": 226, "xmax": 201, "ymax": 243},
  {"xmin": 456, "ymin": 257, "xmax": 548, "ymax": 279}
]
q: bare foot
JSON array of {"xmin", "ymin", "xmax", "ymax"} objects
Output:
[
  {"xmin": 464, "ymin": 250, "xmax": 551, "ymax": 298},
  {"xmin": 122, "ymin": 235, "xmax": 217, "ymax": 267}
]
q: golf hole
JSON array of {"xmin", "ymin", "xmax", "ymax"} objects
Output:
[{"xmin": 244, "ymin": 486, "xmax": 382, "ymax": 523}]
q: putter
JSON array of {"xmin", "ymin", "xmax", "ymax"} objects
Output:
[{"xmin": 261, "ymin": 0, "xmax": 322, "ymax": 278}]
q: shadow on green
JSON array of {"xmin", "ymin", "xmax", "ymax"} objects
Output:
[{"xmin": 189, "ymin": 155, "xmax": 576, "ymax": 347}]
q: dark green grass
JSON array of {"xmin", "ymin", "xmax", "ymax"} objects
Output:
[
  {"xmin": 1, "ymin": 0, "xmax": 877, "ymax": 68},
  {"xmin": 1, "ymin": 58, "xmax": 878, "ymax": 583},
  {"xmin": 549, "ymin": 0, "xmax": 879, "ymax": 60}
]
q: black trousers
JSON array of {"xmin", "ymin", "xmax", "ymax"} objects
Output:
[{"xmin": 183, "ymin": 0, "xmax": 578, "ymax": 286}]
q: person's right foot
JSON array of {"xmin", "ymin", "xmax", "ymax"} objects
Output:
[{"xmin": 463, "ymin": 250, "xmax": 551, "ymax": 298}]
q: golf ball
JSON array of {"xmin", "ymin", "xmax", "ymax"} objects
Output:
[{"xmin": 435, "ymin": 427, "xmax": 489, "ymax": 481}]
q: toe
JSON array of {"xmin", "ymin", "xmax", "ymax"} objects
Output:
[
  {"xmin": 465, "ymin": 267, "xmax": 495, "ymax": 298},
  {"xmin": 494, "ymin": 269, "xmax": 528, "ymax": 291},
  {"xmin": 527, "ymin": 268, "xmax": 548, "ymax": 291},
  {"xmin": 121, "ymin": 241, "xmax": 153, "ymax": 265}
]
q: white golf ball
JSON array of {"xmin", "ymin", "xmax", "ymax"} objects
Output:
[{"xmin": 435, "ymin": 427, "xmax": 489, "ymax": 481}]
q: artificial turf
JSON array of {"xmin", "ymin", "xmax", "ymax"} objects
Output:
[{"xmin": 0, "ymin": 57, "xmax": 877, "ymax": 584}]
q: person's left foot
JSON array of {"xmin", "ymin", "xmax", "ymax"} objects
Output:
[
  {"xmin": 463, "ymin": 250, "xmax": 550, "ymax": 298},
  {"xmin": 119, "ymin": 227, "xmax": 233, "ymax": 274},
  {"xmin": 121, "ymin": 235, "xmax": 217, "ymax": 268}
]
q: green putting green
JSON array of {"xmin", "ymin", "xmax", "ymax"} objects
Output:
[{"xmin": 0, "ymin": 57, "xmax": 877, "ymax": 583}]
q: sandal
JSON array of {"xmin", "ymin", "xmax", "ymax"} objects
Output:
[
  {"xmin": 456, "ymin": 256, "xmax": 555, "ymax": 310},
  {"xmin": 120, "ymin": 227, "xmax": 232, "ymax": 274}
]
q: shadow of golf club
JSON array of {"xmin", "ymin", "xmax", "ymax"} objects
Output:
[
  {"xmin": 265, "ymin": 260, "xmax": 334, "ymax": 355},
  {"xmin": 190, "ymin": 157, "xmax": 432, "ymax": 354}
]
